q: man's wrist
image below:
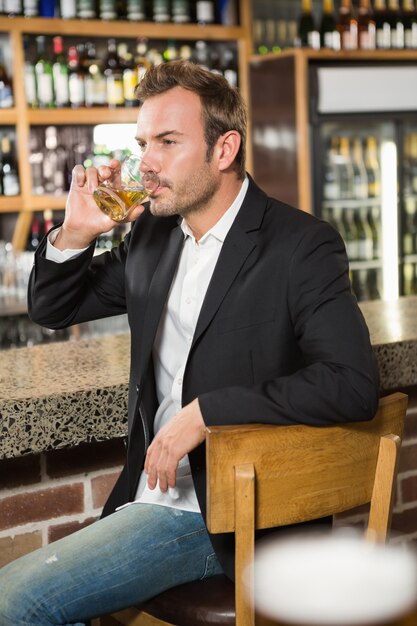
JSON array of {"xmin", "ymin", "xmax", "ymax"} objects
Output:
[{"xmin": 53, "ymin": 225, "xmax": 95, "ymax": 251}]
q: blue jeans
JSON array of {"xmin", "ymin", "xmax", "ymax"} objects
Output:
[{"xmin": 0, "ymin": 503, "xmax": 223, "ymax": 626}]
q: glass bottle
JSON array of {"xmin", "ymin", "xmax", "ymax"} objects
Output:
[
  {"xmin": 323, "ymin": 137, "xmax": 340, "ymax": 201},
  {"xmin": 60, "ymin": 0, "xmax": 77, "ymax": 18},
  {"xmin": 364, "ymin": 136, "xmax": 381, "ymax": 198},
  {"xmin": 297, "ymin": 0, "xmax": 320, "ymax": 49},
  {"xmin": 118, "ymin": 42, "xmax": 137, "ymax": 107},
  {"xmin": 39, "ymin": 0, "xmax": 56, "ymax": 16},
  {"xmin": 343, "ymin": 208, "xmax": 360, "ymax": 260},
  {"xmin": 126, "ymin": 0, "xmax": 147, "ymax": 20},
  {"xmin": 83, "ymin": 41, "xmax": 107, "ymax": 107},
  {"xmin": 338, "ymin": 136, "xmax": 355, "ymax": 199},
  {"xmin": 403, "ymin": 0, "xmax": 417, "ymax": 48},
  {"xmin": 368, "ymin": 206, "xmax": 382, "ymax": 259},
  {"xmin": 355, "ymin": 207, "xmax": 374, "ymax": 261},
  {"xmin": 52, "ymin": 36, "xmax": 70, "ymax": 108},
  {"xmin": 23, "ymin": 37, "xmax": 37, "ymax": 109},
  {"xmin": 42, "ymin": 126, "xmax": 66, "ymax": 194},
  {"xmin": 68, "ymin": 44, "xmax": 86, "ymax": 108},
  {"xmin": 352, "ymin": 137, "xmax": 368, "ymax": 200},
  {"xmin": 152, "ymin": 0, "xmax": 170, "ymax": 22},
  {"xmin": 27, "ymin": 214, "xmax": 41, "ymax": 251},
  {"xmin": 388, "ymin": 0, "xmax": 405, "ymax": 47},
  {"xmin": 358, "ymin": 0, "xmax": 377, "ymax": 49},
  {"xmin": 99, "ymin": 0, "xmax": 117, "ymax": 19},
  {"xmin": 374, "ymin": 0, "xmax": 391, "ymax": 48},
  {"xmin": 337, "ymin": 0, "xmax": 358, "ymax": 49},
  {"xmin": 320, "ymin": 0, "xmax": 341, "ymax": 50},
  {"xmin": 23, "ymin": 0, "xmax": 38, "ymax": 16},
  {"xmin": 0, "ymin": 135, "xmax": 19, "ymax": 196},
  {"xmin": 77, "ymin": 0, "xmax": 98, "ymax": 19},
  {"xmin": 134, "ymin": 38, "xmax": 151, "ymax": 84},
  {"xmin": 171, "ymin": 0, "xmax": 192, "ymax": 23},
  {"xmin": 104, "ymin": 39, "xmax": 124, "ymax": 108},
  {"xmin": 35, "ymin": 36, "xmax": 55, "ymax": 109},
  {"xmin": 196, "ymin": 0, "xmax": 215, "ymax": 24},
  {"xmin": 4, "ymin": 0, "xmax": 22, "ymax": 16},
  {"xmin": 403, "ymin": 198, "xmax": 417, "ymax": 255},
  {"xmin": 0, "ymin": 45, "xmax": 13, "ymax": 109},
  {"xmin": 222, "ymin": 48, "xmax": 238, "ymax": 87}
]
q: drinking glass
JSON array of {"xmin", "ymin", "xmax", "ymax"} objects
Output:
[{"xmin": 93, "ymin": 155, "xmax": 159, "ymax": 222}]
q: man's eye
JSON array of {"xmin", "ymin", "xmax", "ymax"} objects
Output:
[{"xmin": 163, "ymin": 139, "xmax": 176, "ymax": 145}]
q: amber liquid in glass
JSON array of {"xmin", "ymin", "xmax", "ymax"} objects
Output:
[{"xmin": 93, "ymin": 187, "xmax": 149, "ymax": 222}]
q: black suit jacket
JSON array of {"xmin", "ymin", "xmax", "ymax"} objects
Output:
[{"xmin": 28, "ymin": 177, "xmax": 379, "ymax": 579}]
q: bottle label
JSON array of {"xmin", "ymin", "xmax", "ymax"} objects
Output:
[
  {"xmin": 53, "ymin": 70, "xmax": 70, "ymax": 106},
  {"xmin": 38, "ymin": 75, "xmax": 54, "ymax": 106},
  {"xmin": 153, "ymin": 0, "xmax": 170, "ymax": 21},
  {"xmin": 69, "ymin": 75, "xmax": 85, "ymax": 106},
  {"xmin": 23, "ymin": 0, "xmax": 38, "ymax": 16},
  {"xmin": 100, "ymin": 0, "xmax": 117, "ymax": 19},
  {"xmin": 324, "ymin": 31, "xmax": 341, "ymax": 51},
  {"xmin": 60, "ymin": 0, "xmax": 77, "ymax": 18},
  {"xmin": 358, "ymin": 238, "xmax": 374, "ymax": 261},
  {"xmin": 224, "ymin": 68, "xmax": 237, "ymax": 87},
  {"xmin": 307, "ymin": 30, "xmax": 321, "ymax": 50},
  {"xmin": 77, "ymin": 0, "xmax": 96, "ymax": 18},
  {"xmin": 196, "ymin": 1, "xmax": 214, "ymax": 23},
  {"xmin": 3, "ymin": 172, "xmax": 19, "ymax": 196},
  {"xmin": 127, "ymin": 0, "xmax": 146, "ymax": 20},
  {"xmin": 171, "ymin": 0, "xmax": 190, "ymax": 23},
  {"xmin": 376, "ymin": 23, "xmax": 391, "ymax": 48},
  {"xmin": 106, "ymin": 77, "xmax": 124, "ymax": 106},
  {"xmin": 405, "ymin": 23, "xmax": 417, "ymax": 48},
  {"xmin": 4, "ymin": 0, "xmax": 21, "ymax": 12},
  {"xmin": 391, "ymin": 23, "xmax": 405, "ymax": 49},
  {"xmin": 123, "ymin": 69, "xmax": 137, "ymax": 101},
  {"xmin": 24, "ymin": 67, "xmax": 37, "ymax": 106}
]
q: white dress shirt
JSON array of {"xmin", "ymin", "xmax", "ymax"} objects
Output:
[{"xmin": 46, "ymin": 177, "xmax": 249, "ymax": 512}]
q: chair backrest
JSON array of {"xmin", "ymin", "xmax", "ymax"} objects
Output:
[{"xmin": 205, "ymin": 392, "xmax": 408, "ymax": 626}]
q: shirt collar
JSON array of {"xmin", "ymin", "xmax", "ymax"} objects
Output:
[{"xmin": 181, "ymin": 177, "xmax": 249, "ymax": 243}]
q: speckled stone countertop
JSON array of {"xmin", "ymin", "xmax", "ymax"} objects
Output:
[
  {"xmin": 359, "ymin": 296, "xmax": 417, "ymax": 391},
  {"xmin": 0, "ymin": 334, "xmax": 130, "ymax": 460},
  {"xmin": 0, "ymin": 296, "xmax": 416, "ymax": 460}
]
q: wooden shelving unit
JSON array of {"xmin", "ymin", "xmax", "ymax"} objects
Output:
[{"xmin": 0, "ymin": 3, "xmax": 253, "ymax": 250}]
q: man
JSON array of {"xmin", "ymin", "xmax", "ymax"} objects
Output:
[{"xmin": 0, "ymin": 61, "xmax": 379, "ymax": 625}]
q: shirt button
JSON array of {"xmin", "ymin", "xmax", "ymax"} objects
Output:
[
  {"xmin": 177, "ymin": 378, "xmax": 183, "ymax": 385},
  {"xmin": 185, "ymin": 297, "xmax": 192, "ymax": 304}
]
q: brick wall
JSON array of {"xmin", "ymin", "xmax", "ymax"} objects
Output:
[
  {"xmin": 335, "ymin": 387, "xmax": 417, "ymax": 544},
  {"xmin": 0, "ymin": 439, "xmax": 125, "ymax": 568},
  {"xmin": 1, "ymin": 388, "xmax": 417, "ymax": 570}
]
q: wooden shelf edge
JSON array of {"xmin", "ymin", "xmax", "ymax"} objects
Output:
[
  {"xmin": 0, "ymin": 16, "xmax": 244, "ymax": 41},
  {"xmin": 0, "ymin": 196, "xmax": 23, "ymax": 212},
  {"xmin": 25, "ymin": 195, "xmax": 67, "ymax": 210},
  {"xmin": 250, "ymin": 48, "xmax": 417, "ymax": 65},
  {"xmin": 27, "ymin": 107, "xmax": 139, "ymax": 124},
  {"xmin": 0, "ymin": 107, "xmax": 18, "ymax": 124}
]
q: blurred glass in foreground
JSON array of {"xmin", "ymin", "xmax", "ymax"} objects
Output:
[{"xmin": 249, "ymin": 530, "xmax": 417, "ymax": 626}]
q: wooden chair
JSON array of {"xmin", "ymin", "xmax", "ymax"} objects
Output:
[{"xmin": 96, "ymin": 392, "xmax": 407, "ymax": 626}]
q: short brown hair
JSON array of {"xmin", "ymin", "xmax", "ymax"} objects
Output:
[{"xmin": 135, "ymin": 60, "xmax": 247, "ymax": 180}]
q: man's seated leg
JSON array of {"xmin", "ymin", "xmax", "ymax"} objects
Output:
[{"xmin": 0, "ymin": 503, "xmax": 223, "ymax": 626}]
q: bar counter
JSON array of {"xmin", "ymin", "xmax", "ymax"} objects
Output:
[{"xmin": 1, "ymin": 296, "xmax": 416, "ymax": 461}]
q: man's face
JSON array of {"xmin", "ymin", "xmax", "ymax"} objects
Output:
[{"xmin": 135, "ymin": 86, "xmax": 221, "ymax": 218}]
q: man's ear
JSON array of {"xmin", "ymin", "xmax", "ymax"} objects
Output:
[{"xmin": 216, "ymin": 131, "xmax": 241, "ymax": 171}]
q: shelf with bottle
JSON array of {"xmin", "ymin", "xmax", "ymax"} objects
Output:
[
  {"xmin": 1, "ymin": 0, "xmax": 240, "ymax": 27},
  {"xmin": 252, "ymin": 0, "xmax": 417, "ymax": 56},
  {"xmin": 22, "ymin": 33, "xmax": 239, "ymax": 114},
  {"xmin": 0, "ymin": 0, "xmax": 253, "ymax": 251}
]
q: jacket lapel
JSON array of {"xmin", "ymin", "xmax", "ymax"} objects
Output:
[
  {"xmin": 138, "ymin": 223, "xmax": 184, "ymax": 378},
  {"xmin": 192, "ymin": 178, "xmax": 267, "ymax": 347}
]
